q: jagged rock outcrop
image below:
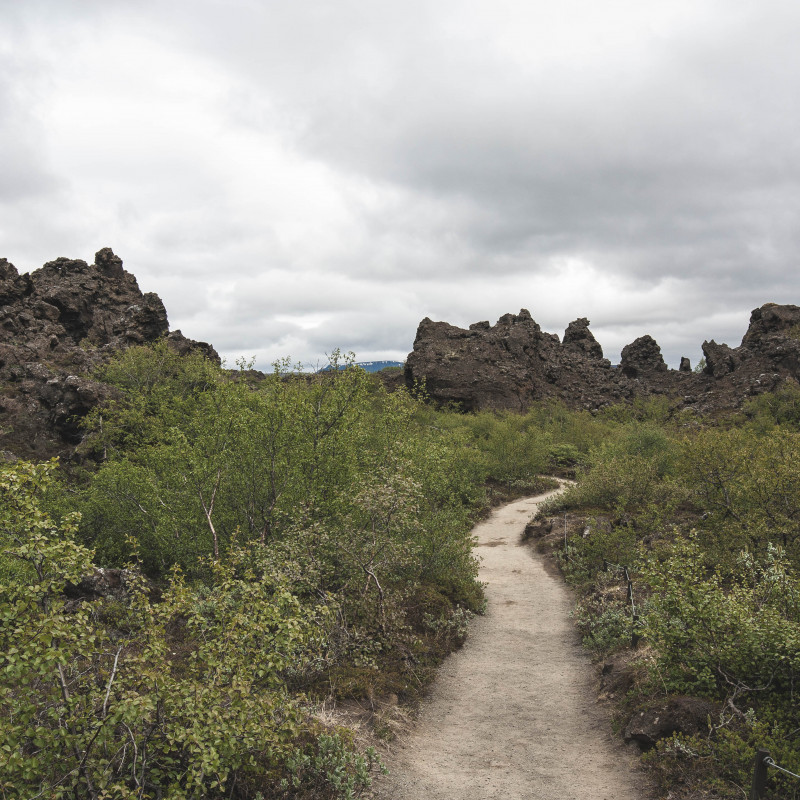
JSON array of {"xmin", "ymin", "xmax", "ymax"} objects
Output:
[
  {"xmin": 405, "ymin": 304, "xmax": 800, "ymax": 413},
  {"xmin": 739, "ymin": 302, "xmax": 800, "ymax": 372},
  {"xmin": 701, "ymin": 340, "xmax": 739, "ymax": 377},
  {"xmin": 405, "ymin": 310, "xmax": 628, "ymax": 412},
  {"xmin": 166, "ymin": 329, "xmax": 220, "ymax": 362},
  {"xmin": 405, "ymin": 310, "xmax": 561, "ymax": 411},
  {"xmin": 562, "ymin": 317, "xmax": 605, "ymax": 361},
  {"xmin": 620, "ymin": 335, "xmax": 667, "ymax": 379},
  {"xmin": 0, "ymin": 249, "xmax": 219, "ymax": 459}
]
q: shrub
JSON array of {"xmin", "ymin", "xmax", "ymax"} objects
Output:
[
  {"xmin": 681, "ymin": 427, "xmax": 800, "ymax": 566},
  {"xmin": 641, "ymin": 538, "xmax": 800, "ymax": 698},
  {"xmin": 544, "ymin": 423, "xmax": 681, "ymax": 514},
  {"xmin": 0, "ymin": 459, "xmax": 384, "ymax": 799}
]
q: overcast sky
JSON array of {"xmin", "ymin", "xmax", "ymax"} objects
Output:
[{"xmin": 2, "ymin": 0, "xmax": 799, "ymax": 370}]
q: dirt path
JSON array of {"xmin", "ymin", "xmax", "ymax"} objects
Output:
[{"xmin": 370, "ymin": 490, "xmax": 650, "ymax": 800}]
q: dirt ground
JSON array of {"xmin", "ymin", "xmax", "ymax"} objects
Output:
[{"xmin": 369, "ymin": 490, "xmax": 653, "ymax": 800}]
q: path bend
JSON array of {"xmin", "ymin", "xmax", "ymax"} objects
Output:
[{"xmin": 371, "ymin": 490, "xmax": 650, "ymax": 800}]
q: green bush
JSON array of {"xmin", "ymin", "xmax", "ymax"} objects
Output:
[
  {"xmin": 77, "ymin": 347, "xmax": 480, "ymax": 588},
  {"xmin": 573, "ymin": 572, "xmax": 634, "ymax": 656},
  {"xmin": 279, "ymin": 734, "xmax": 386, "ymax": 799},
  {"xmin": 642, "ymin": 537, "xmax": 800, "ymax": 698},
  {"xmin": 456, "ymin": 410, "xmax": 551, "ymax": 487},
  {"xmin": 681, "ymin": 427, "xmax": 800, "ymax": 566},
  {"xmin": 743, "ymin": 380, "xmax": 800, "ymax": 432},
  {"xmin": 548, "ymin": 442, "xmax": 585, "ymax": 470},
  {"xmin": 636, "ymin": 538, "xmax": 800, "ymax": 798},
  {"xmin": 544, "ymin": 422, "xmax": 681, "ymax": 514},
  {"xmin": 0, "ymin": 460, "xmax": 388, "ymax": 800}
]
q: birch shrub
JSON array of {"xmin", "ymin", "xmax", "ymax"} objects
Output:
[
  {"xmin": 638, "ymin": 538, "xmax": 800, "ymax": 798},
  {"xmin": 0, "ymin": 461, "xmax": 378, "ymax": 800}
]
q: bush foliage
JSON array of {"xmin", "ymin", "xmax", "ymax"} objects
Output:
[
  {"xmin": 1, "ymin": 347, "xmax": 487, "ymax": 799},
  {"xmin": 6, "ymin": 337, "xmax": 800, "ymax": 799},
  {"xmin": 536, "ymin": 385, "xmax": 800, "ymax": 799},
  {"xmin": 0, "ymin": 461, "xmax": 374, "ymax": 799}
]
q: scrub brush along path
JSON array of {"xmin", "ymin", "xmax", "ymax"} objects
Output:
[{"xmin": 371, "ymin": 490, "xmax": 650, "ymax": 800}]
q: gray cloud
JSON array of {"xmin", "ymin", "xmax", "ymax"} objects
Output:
[{"xmin": 2, "ymin": 0, "xmax": 799, "ymax": 371}]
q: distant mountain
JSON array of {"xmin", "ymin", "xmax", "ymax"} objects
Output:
[{"xmin": 318, "ymin": 360, "xmax": 403, "ymax": 374}]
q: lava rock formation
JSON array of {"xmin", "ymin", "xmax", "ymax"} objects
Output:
[
  {"xmin": 0, "ymin": 248, "xmax": 218, "ymax": 459},
  {"xmin": 404, "ymin": 304, "xmax": 800, "ymax": 413}
]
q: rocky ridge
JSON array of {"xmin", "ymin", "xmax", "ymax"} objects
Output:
[
  {"xmin": 404, "ymin": 304, "xmax": 800, "ymax": 412},
  {"xmin": 4, "ymin": 249, "xmax": 799, "ymax": 458},
  {"xmin": 0, "ymin": 248, "xmax": 218, "ymax": 459}
]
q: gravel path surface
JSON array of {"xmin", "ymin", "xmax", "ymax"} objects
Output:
[{"xmin": 370, "ymin": 490, "xmax": 651, "ymax": 800}]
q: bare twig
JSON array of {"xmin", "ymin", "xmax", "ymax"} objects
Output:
[
  {"xmin": 55, "ymin": 661, "xmax": 99, "ymax": 800},
  {"xmin": 102, "ymin": 647, "xmax": 123, "ymax": 719}
]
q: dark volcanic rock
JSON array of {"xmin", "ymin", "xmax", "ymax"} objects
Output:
[
  {"xmin": 740, "ymin": 303, "xmax": 800, "ymax": 373},
  {"xmin": 624, "ymin": 696, "xmax": 718, "ymax": 750},
  {"xmin": 620, "ymin": 335, "xmax": 667, "ymax": 379},
  {"xmin": 27, "ymin": 254, "xmax": 169, "ymax": 347},
  {"xmin": 405, "ymin": 304, "xmax": 800, "ymax": 413},
  {"xmin": 742, "ymin": 302, "xmax": 800, "ymax": 350},
  {"xmin": 64, "ymin": 567, "xmax": 133, "ymax": 601},
  {"xmin": 563, "ymin": 317, "xmax": 605, "ymax": 360},
  {"xmin": 702, "ymin": 340, "xmax": 739, "ymax": 377},
  {"xmin": 0, "ymin": 248, "xmax": 220, "ymax": 459},
  {"xmin": 166, "ymin": 329, "xmax": 220, "ymax": 362},
  {"xmin": 404, "ymin": 310, "xmax": 562, "ymax": 411},
  {"xmin": 63, "ymin": 566, "xmax": 162, "ymax": 612}
]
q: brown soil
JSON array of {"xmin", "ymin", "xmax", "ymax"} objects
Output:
[{"xmin": 369, "ymin": 490, "xmax": 653, "ymax": 800}]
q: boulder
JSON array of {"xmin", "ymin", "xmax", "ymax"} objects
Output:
[
  {"xmin": 563, "ymin": 318, "xmax": 605, "ymax": 360},
  {"xmin": 619, "ymin": 335, "xmax": 667, "ymax": 379},
  {"xmin": 64, "ymin": 567, "xmax": 133, "ymax": 601},
  {"xmin": 624, "ymin": 696, "xmax": 718, "ymax": 750}
]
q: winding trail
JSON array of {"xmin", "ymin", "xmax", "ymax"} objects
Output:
[{"xmin": 371, "ymin": 490, "xmax": 650, "ymax": 800}]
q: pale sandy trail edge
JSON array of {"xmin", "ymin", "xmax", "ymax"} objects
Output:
[{"xmin": 369, "ymin": 489, "xmax": 651, "ymax": 800}]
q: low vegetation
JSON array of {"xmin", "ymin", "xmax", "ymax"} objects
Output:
[
  {"xmin": 533, "ymin": 386, "xmax": 800, "ymax": 799},
  {"xmin": 3, "ymin": 340, "xmax": 800, "ymax": 798},
  {"xmin": 0, "ymin": 345, "xmax": 556, "ymax": 799}
]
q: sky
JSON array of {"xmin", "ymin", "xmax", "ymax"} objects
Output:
[{"xmin": 2, "ymin": 0, "xmax": 799, "ymax": 370}]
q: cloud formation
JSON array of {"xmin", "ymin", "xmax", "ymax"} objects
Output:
[{"xmin": 2, "ymin": 0, "xmax": 799, "ymax": 369}]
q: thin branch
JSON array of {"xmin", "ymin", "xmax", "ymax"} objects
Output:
[
  {"xmin": 102, "ymin": 647, "xmax": 123, "ymax": 719},
  {"xmin": 55, "ymin": 661, "xmax": 99, "ymax": 800}
]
